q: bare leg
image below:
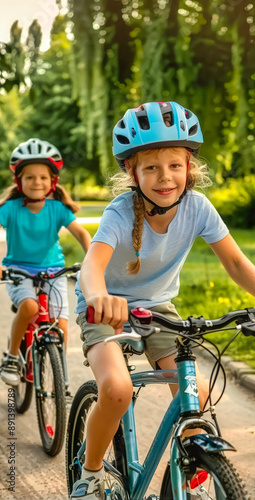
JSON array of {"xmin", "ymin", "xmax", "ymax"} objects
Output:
[
  {"xmin": 9, "ymin": 298, "xmax": 39, "ymax": 356},
  {"xmin": 84, "ymin": 341, "xmax": 133, "ymax": 471}
]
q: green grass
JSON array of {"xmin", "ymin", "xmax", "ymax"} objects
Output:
[
  {"xmin": 77, "ymin": 201, "xmax": 108, "ymax": 218},
  {"xmin": 172, "ymin": 228, "xmax": 255, "ymax": 368},
  {"xmin": 60, "ymin": 210, "xmax": 255, "ymax": 368}
]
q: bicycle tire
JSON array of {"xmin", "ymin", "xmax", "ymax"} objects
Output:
[
  {"xmin": 35, "ymin": 342, "xmax": 66, "ymax": 456},
  {"xmin": 15, "ymin": 337, "xmax": 33, "ymax": 414},
  {"xmin": 160, "ymin": 443, "xmax": 251, "ymax": 500},
  {"xmin": 66, "ymin": 380, "xmax": 129, "ymax": 499}
]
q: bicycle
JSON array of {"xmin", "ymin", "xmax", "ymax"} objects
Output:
[
  {"xmin": 0, "ymin": 263, "xmax": 80, "ymax": 456},
  {"xmin": 66, "ymin": 305, "xmax": 255, "ymax": 499}
]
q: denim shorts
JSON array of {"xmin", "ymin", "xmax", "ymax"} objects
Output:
[
  {"xmin": 77, "ymin": 302, "xmax": 182, "ymax": 368},
  {"xmin": 6, "ymin": 275, "xmax": 69, "ymax": 319}
]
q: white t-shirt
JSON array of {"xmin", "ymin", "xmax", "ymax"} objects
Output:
[{"xmin": 75, "ymin": 190, "xmax": 229, "ymax": 313}]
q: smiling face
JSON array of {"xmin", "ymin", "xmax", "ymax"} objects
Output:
[
  {"xmin": 20, "ymin": 163, "xmax": 52, "ymax": 199},
  {"xmin": 135, "ymin": 148, "xmax": 188, "ymax": 211}
]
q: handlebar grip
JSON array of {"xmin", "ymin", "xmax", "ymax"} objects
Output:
[
  {"xmin": 72, "ymin": 263, "xmax": 81, "ymax": 272},
  {"xmin": 242, "ymin": 321, "xmax": 255, "ymax": 337},
  {"xmin": 86, "ymin": 306, "xmax": 95, "ymax": 324},
  {"xmin": 1, "ymin": 269, "xmax": 8, "ymax": 281}
]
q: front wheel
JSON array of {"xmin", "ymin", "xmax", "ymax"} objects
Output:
[
  {"xmin": 66, "ymin": 380, "xmax": 129, "ymax": 499},
  {"xmin": 15, "ymin": 336, "xmax": 33, "ymax": 414},
  {"xmin": 35, "ymin": 342, "xmax": 66, "ymax": 456},
  {"xmin": 160, "ymin": 444, "xmax": 250, "ymax": 499}
]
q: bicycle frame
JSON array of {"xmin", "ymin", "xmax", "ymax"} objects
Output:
[
  {"xmin": 72, "ymin": 347, "xmax": 235, "ymax": 499},
  {"xmin": 19, "ymin": 286, "xmax": 68, "ymax": 391},
  {"xmin": 69, "ymin": 305, "xmax": 255, "ymax": 500},
  {"xmin": 118, "ymin": 345, "xmax": 235, "ymax": 500},
  {"xmin": 123, "ymin": 369, "xmax": 180, "ymax": 498}
]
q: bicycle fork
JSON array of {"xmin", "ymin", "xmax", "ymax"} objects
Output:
[
  {"xmin": 170, "ymin": 346, "xmax": 236, "ymax": 500},
  {"xmin": 31, "ymin": 290, "xmax": 69, "ymax": 391}
]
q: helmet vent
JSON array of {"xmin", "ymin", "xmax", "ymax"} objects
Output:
[
  {"xmin": 137, "ymin": 115, "xmax": 150, "ymax": 130},
  {"xmin": 163, "ymin": 111, "xmax": 173, "ymax": 127},
  {"xmin": 27, "ymin": 144, "xmax": 32, "ymax": 154},
  {"xmin": 117, "ymin": 120, "xmax": 126, "ymax": 129},
  {"xmin": 38, "ymin": 143, "xmax": 42, "ymax": 153},
  {"xmin": 189, "ymin": 124, "xmax": 198, "ymax": 136},
  {"xmin": 180, "ymin": 120, "xmax": 186, "ymax": 131},
  {"xmin": 116, "ymin": 134, "xmax": 130, "ymax": 145},
  {"xmin": 185, "ymin": 109, "xmax": 193, "ymax": 119}
]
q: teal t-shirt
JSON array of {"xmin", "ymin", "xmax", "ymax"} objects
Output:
[{"xmin": 0, "ymin": 198, "xmax": 76, "ymax": 269}]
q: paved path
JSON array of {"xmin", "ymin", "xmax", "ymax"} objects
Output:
[{"xmin": 0, "ymin": 242, "xmax": 254, "ymax": 499}]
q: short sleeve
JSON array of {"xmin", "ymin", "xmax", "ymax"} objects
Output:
[
  {"xmin": 92, "ymin": 206, "xmax": 123, "ymax": 250},
  {"xmin": 197, "ymin": 196, "xmax": 229, "ymax": 244},
  {"xmin": 0, "ymin": 202, "xmax": 11, "ymax": 229},
  {"xmin": 60, "ymin": 204, "xmax": 76, "ymax": 227}
]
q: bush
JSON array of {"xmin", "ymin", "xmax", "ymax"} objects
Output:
[
  {"xmin": 173, "ymin": 278, "xmax": 255, "ymax": 368},
  {"xmin": 208, "ymin": 176, "xmax": 255, "ymax": 228}
]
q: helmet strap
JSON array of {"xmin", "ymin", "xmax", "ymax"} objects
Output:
[
  {"xmin": 136, "ymin": 185, "xmax": 187, "ymax": 216},
  {"xmin": 14, "ymin": 175, "xmax": 59, "ymax": 206},
  {"xmin": 132, "ymin": 151, "xmax": 191, "ymax": 216}
]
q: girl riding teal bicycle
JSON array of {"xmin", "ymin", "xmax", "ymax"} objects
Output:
[
  {"xmin": 74, "ymin": 101, "xmax": 255, "ymax": 499},
  {"xmin": 0, "ymin": 138, "xmax": 91, "ymax": 387}
]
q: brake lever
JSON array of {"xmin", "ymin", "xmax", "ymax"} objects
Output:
[
  {"xmin": 104, "ymin": 329, "xmax": 142, "ymax": 344},
  {"xmin": 1, "ymin": 270, "xmax": 23, "ymax": 286},
  {"xmin": 241, "ymin": 321, "xmax": 255, "ymax": 337}
]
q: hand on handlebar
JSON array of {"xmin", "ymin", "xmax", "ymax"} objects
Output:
[{"xmin": 86, "ymin": 295, "xmax": 129, "ymax": 334}]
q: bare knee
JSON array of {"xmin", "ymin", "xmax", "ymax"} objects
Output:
[
  {"xmin": 18, "ymin": 299, "xmax": 39, "ymax": 321},
  {"xmin": 98, "ymin": 374, "xmax": 133, "ymax": 416}
]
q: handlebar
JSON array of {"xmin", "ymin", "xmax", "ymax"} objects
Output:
[
  {"xmin": 1, "ymin": 263, "xmax": 81, "ymax": 285},
  {"xmin": 86, "ymin": 305, "xmax": 255, "ymax": 338}
]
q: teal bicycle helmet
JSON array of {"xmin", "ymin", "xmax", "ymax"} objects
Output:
[
  {"xmin": 113, "ymin": 101, "xmax": 203, "ymax": 170},
  {"xmin": 10, "ymin": 138, "xmax": 63, "ymax": 176}
]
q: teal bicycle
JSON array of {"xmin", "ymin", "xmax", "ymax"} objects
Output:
[{"xmin": 66, "ymin": 306, "xmax": 255, "ymax": 499}]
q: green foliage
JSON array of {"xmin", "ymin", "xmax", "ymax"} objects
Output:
[
  {"xmin": 0, "ymin": 89, "xmax": 31, "ymax": 188},
  {"xmin": 208, "ymin": 176, "xmax": 255, "ymax": 228},
  {"xmin": 0, "ymin": 21, "xmax": 25, "ymax": 92},
  {"xmin": 1, "ymin": 0, "xmax": 255, "ymax": 206},
  {"xmin": 60, "ymin": 223, "xmax": 98, "ymax": 264},
  {"xmin": 68, "ymin": 0, "xmax": 255, "ymax": 184},
  {"xmin": 173, "ymin": 278, "xmax": 255, "ymax": 368},
  {"xmin": 172, "ymin": 228, "xmax": 255, "ymax": 368}
]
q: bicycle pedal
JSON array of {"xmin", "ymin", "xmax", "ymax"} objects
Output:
[{"xmin": 146, "ymin": 495, "xmax": 159, "ymax": 500}]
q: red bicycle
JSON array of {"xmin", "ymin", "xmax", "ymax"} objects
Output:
[{"xmin": 1, "ymin": 264, "xmax": 80, "ymax": 456}]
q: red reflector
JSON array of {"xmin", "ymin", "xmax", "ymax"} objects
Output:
[
  {"xmin": 190, "ymin": 470, "xmax": 208, "ymax": 489},
  {"xmin": 46, "ymin": 425, "xmax": 54, "ymax": 437}
]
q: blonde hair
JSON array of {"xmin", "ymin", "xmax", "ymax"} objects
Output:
[
  {"xmin": 0, "ymin": 169, "xmax": 80, "ymax": 214},
  {"xmin": 110, "ymin": 147, "xmax": 211, "ymax": 276}
]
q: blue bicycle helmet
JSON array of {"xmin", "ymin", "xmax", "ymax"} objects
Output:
[{"xmin": 113, "ymin": 101, "xmax": 203, "ymax": 170}]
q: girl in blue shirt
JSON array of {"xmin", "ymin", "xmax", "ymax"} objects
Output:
[
  {"xmin": 72, "ymin": 101, "xmax": 255, "ymax": 500},
  {"xmin": 0, "ymin": 138, "xmax": 91, "ymax": 386}
]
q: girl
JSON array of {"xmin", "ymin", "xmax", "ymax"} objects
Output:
[
  {"xmin": 73, "ymin": 101, "xmax": 255, "ymax": 500},
  {"xmin": 0, "ymin": 138, "xmax": 91, "ymax": 386}
]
